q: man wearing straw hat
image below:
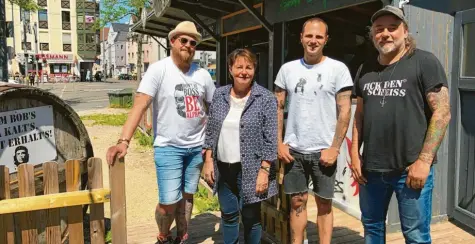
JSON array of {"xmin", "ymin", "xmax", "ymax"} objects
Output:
[{"xmin": 106, "ymin": 21, "xmax": 215, "ymax": 244}]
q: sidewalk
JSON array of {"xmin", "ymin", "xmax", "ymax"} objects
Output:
[{"xmin": 127, "ymin": 199, "xmax": 475, "ymax": 244}]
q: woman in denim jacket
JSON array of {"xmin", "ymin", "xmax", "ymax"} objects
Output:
[{"xmin": 203, "ymin": 48, "xmax": 278, "ymax": 243}]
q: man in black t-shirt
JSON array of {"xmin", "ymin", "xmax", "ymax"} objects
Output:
[{"xmin": 351, "ymin": 5, "xmax": 451, "ymax": 243}]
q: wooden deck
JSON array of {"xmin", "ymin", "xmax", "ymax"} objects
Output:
[{"xmin": 127, "ymin": 200, "xmax": 475, "ymax": 244}]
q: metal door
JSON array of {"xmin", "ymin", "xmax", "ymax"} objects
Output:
[{"xmin": 451, "ymin": 8, "xmax": 475, "ymax": 230}]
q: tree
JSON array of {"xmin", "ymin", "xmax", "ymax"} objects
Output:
[
  {"xmin": 10, "ymin": 0, "xmax": 39, "ymax": 11},
  {"xmin": 97, "ymin": 0, "xmax": 150, "ymax": 82}
]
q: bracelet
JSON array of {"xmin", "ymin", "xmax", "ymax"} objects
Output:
[
  {"xmin": 117, "ymin": 138, "xmax": 130, "ymax": 148},
  {"xmin": 117, "ymin": 138, "xmax": 130, "ymax": 143},
  {"xmin": 260, "ymin": 166, "xmax": 270, "ymax": 173}
]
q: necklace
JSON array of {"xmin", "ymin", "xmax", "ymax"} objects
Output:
[{"xmin": 377, "ymin": 48, "xmax": 407, "ymax": 108}]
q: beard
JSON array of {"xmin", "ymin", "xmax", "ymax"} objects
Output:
[
  {"xmin": 374, "ymin": 38, "xmax": 405, "ymax": 55},
  {"xmin": 172, "ymin": 47, "xmax": 194, "ymax": 64}
]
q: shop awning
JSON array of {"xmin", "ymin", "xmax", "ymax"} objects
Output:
[{"xmin": 131, "ymin": 0, "xmax": 243, "ymax": 51}]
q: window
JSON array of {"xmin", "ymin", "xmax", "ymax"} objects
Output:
[
  {"xmin": 132, "ymin": 53, "xmax": 134, "ymax": 58},
  {"xmin": 77, "ymin": 14, "xmax": 84, "ymax": 29},
  {"xmin": 85, "ymin": 33, "xmax": 95, "ymax": 43},
  {"xmin": 62, "ymin": 11, "xmax": 71, "ymax": 23},
  {"xmin": 78, "ymin": 34, "xmax": 85, "ymax": 43},
  {"xmin": 62, "ymin": 11, "xmax": 71, "ymax": 30},
  {"xmin": 146, "ymin": 50, "xmax": 149, "ymax": 58},
  {"xmin": 121, "ymin": 45, "xmax": 123, "ymax": 49},
  {"xmin": 38, "ymin": 10, "xmax": 48, "ymax": 29},
  {"xmin": 62, "ymin": 33, "xmax": 72, "ymax": 51},
  {"xmin": 40, "ymin": 43, "xmax": 49, "ymax": 51},
  {"xmin": 6, "ymin": 22, "xmax": 13, "ymax": 37},
  {"xmin": 121, "ymin": 56, "xmax": 124, "ymax": 61},
  {"xmin": 77, "ymin": 14, "xmax": 84, "ymax": 23},
  {"xmin": 462, "ymin": 23, "xmax": 475, "ymax": 77}
]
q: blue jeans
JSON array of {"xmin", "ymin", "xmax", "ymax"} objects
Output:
[
  {"xmin": 359, "ymin": 167, "xmax": 434, "ymax": 244},
  {"xmin": 217, "ymin": 162, "xmax": 262, "ymax": 244},
  {"xmin": 154, "ymin": 146, "xmax": 203, "ymax": 205}
]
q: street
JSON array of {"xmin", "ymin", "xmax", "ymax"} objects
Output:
[{"xmin": 39, "ymin": 79, "xmax": 138, "ymax": 112}]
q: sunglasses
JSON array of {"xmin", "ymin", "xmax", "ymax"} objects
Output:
[{"xmin": 176, "ymin": 37, "xmax": 197, "ymax": 47}]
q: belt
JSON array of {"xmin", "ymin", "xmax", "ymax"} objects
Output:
[{"xmin": 218, "ymin": 161, "xmax": 241, "ymax": 168}]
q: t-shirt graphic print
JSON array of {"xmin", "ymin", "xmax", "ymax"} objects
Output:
[{"xmin": 174, "ymin": 83, "xmax": 205, "ymax": 119}]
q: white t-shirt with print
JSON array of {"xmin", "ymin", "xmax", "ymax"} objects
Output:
[
  {"xmin": 274, "ymin": 57, "xmax": 353, "ymax": 154},
  {"xmin": 137, "ymin": 57, "xmax": 216, "ymax": 148}
]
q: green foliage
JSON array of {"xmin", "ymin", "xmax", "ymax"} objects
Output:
[
  {"xmin": 193, "ymin": 185, "xmax": 220, "ymax": 214},
  {"xmin": 10, "ymin": 0, "xmax": 40, "ymax": 11},
  {"xmin": 105, "ymin": 230, "xmax": 112, "ymax": 243},
  {"xmin": 80, "ymin": 113, "xmax": 128, "ymax": 126},
  {"xmin": 95, "ymin": 0, "xmax": 151, "ymax": 30},
  {"xmin": 133, "ymin": 130, "xmax": 153, "ymax": 147}
]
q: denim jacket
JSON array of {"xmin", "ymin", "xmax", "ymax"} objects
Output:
[{"xmin": 203, "ymin": 82, "xmax": 278, "ymax": 204}]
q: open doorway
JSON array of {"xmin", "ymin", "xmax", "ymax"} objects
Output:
[{"xmin": 225, "ymin": 28, "xmax": 271, "ymax": 89}]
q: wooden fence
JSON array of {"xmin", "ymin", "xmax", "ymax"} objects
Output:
[
  {"xmin": 260, "ymin": 159, "xmax": 291, "ymax": 244},
  {"xmin": 0, "ymin": 157, "xmax": 126, "ymax": 244}
]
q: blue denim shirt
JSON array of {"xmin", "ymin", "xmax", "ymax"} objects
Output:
[{"xmin": 203, "ymin": 82, "xmax": 278, "ymax": 204}]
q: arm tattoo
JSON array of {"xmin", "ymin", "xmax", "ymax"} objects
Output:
[
  {"xmin": 275, "ymin": 87, "xmax": 287, "ymax": 144},
  {"xmin": 331, "ymin": 90, "xmax": 352, "ymax": 149},
  {"xmin": 419, "ymin": 86, "xmax": 451, "ymax": 164}
]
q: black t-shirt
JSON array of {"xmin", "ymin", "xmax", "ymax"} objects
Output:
[{"xmin": 352, "ymin": 49, "xmax": 448, "ymax": 172}]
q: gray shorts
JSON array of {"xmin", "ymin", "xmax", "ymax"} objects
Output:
[{"xmin": 283, "ymin": 150, "xmax": 337, "ymax": 199}]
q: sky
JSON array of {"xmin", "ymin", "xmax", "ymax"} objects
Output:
[{"xmin": 100, "ymin": 1, "xmax": 132, "ymax": 27}]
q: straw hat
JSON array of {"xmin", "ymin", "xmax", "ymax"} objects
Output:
[{"xmin": 168, "ymin": 21, "xmax": 202, "ymax": 43}]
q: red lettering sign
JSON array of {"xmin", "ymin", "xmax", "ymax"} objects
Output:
[{"xmin": 36, "ymin": 54, "xmax": 71, "ymax": 60}]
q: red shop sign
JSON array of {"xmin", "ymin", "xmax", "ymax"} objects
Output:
[{"xmin": 36, "ymin": 54, "xmax": 72, "ymax": 60}]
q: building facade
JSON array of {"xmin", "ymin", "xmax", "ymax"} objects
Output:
[
  {"xmin": 127, "ymin": 33, "xmax": 167, "ymax": 77},
  {"xmin": 103, "ymin": 23, "xmax": 128, "ymax": 77},
  {"xmin": 4, "ymin": 0, "xmax": 100, "ymax": 81}
]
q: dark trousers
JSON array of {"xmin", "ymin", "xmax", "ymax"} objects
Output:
[{"xmin": 217, "ymin": 162, "xmax": 262, "ymax": 244}]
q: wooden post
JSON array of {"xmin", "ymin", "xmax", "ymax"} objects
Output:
[
  {"xmin": 66, "ymin": 160, "xmax": 84, "ymax": 244},
  {"xmin": 43, "ymin": 162, "xmax": 61, "ymax": 244},
  {"xmin": 18, "ymin": 164, "xmax": 38, "ymax": 244},
  {"xmin": 110, "ymin": 157, "xmax": 127, "ymax": 244},
  {"xmin": 88, "ymin": 158, "xmax": 105, "ymax": 244},
  {"xmin": 0, "ymin": 166, "xmax": 14, "ymax": 244}
]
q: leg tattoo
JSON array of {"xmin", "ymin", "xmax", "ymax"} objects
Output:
[
  {"xmin": 176, "ymin": 197, "xmax": 193, "ymax": 238},
  {"xmin": 155, "ymin": 207, "xmax": 174, "ymax": 237}
]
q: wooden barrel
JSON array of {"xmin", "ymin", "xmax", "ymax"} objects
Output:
[
  {"xmin": 0, "ymin": 84, "xmax": 93, "ymax": 186},
  {"xmin": 0, "ymin": 83, "xmax": 94, "ymax": 241}
]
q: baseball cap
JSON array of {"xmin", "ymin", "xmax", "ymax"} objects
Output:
[{"xmin": 371, "ymin": 5, "xmax": 407, "ymax": 24}]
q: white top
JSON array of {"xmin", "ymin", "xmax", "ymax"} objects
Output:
[
  {"xmin": 274, "ymin": 57, "xmax": 353, "ymax": 154},
  {"xmin": 217, "ymin": 95, "xmax": 249, "ymax": 163},
  {"xmin": 137, "ymin": 57, "xmax": 216, "ymax": 148}
]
